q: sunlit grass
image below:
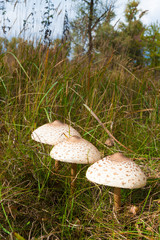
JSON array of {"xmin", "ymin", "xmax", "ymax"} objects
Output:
[{"xmin": 0, "ymin": 38, "xmax": 159, "ymax": 239}]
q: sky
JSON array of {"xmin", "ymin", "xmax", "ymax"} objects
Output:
[{"xmin": 0, "ymin": 0, "xmax": 159, "ymax": 41}]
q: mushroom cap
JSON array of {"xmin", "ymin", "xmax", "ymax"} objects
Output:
[
  {"xmin": 105, "ymin": 138, "xmax": 115, "ymax": 147},
  {"xmin": 50, "ymin": 136, "xmax": 101, "ymax": 164},
  {"xmin": 86, "ymin": 153, "xmax": 147, "ymax": 189},
  {"xmin": 31, "ymin": 120, "xmax": 81, "ymax": 145}
]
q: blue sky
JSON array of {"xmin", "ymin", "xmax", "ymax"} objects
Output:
[{"xmin": 0, "ymin": 0, "xmax": 159, "ymax": 41}]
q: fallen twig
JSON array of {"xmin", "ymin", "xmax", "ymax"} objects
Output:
[{"xmin": 83, "ymin": 103, "xmax": 133, "ymax": 153}]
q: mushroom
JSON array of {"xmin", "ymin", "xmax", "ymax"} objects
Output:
[
  {"xmin": 31, "ymin": 120, "xmax": 81, "ymax": 171},
  {"xmin": 86, "ymin": 152, "xmax": 147, "ymax": 211},
  {"xmin": 50, "ymin": 136, "xmax": 101, "ymax": 194},
  {"xmin": 104, "ymin": 138, "xmax": 115, "ymax": 147}
]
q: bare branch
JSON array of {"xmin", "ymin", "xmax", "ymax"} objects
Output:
[
  {"xmin": 83, "ymin": 103, "xmax": 134, "ymax": 152},
  {"xmin": 91, "ymin": 6, "xmax": 112, "ymax": 31}
]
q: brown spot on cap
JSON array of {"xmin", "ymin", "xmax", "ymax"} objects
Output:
[
  {"xmin": 68, "ymin": 136, "xmax": 82, "ymax": 142},
  {"xmin": 31, "ymin": 120, "xmax": 81, "ymax": 145},
  {"xmin": 52, "ymin": 120, "xmax": 64, "ymax": 126},
  {"xmin": 109, "ymin": 153, "xmax": 131, "ymax": 163}
]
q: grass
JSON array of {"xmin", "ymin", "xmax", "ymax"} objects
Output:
[{"xmin": 0, "ymin": 38, "xmax": 160, "ymax": 239}]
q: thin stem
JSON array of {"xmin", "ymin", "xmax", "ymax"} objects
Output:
[
  {"xmin": 83, "ymin": 103, "xmax": 133, "ymax": 152},
  {"xmin": 114, "ymin": 187, "xmax": 121, "ymax": 211},
  {"xmin": 54, "ymin": 160, "xmax": 59, "ymax": 172},
  {"xmin": 71, "ymin": 163, "xmax": 77, "ymax": 195}
]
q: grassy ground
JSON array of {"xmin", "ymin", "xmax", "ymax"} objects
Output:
[{"xmin": 0, "ymin": 40, "xmax": 160, "ymax": 239}]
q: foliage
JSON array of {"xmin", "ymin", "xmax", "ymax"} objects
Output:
[
  {"xmin": 40, "ymin": 0, "xmax": 55, "ymax": 45},
  {"xmin": 94, "ymin": 18, "xmax": 118, "ymax": 58},
  {"xmin": 143, "ymin": 22, "xmax": 160, "ymax": 68},
  {"xmin": 71, "ymin": 0, "xmax": 115, "ymax": 59},
  {"xmin": 0, "ymin": 0, "xmax": 11, "ymax": 34},
  {"xmin": 84, "ymin": 0, "xmax": 153, "ymax": 67},
  {"xmin": 118, "ymin": 1, "xmax": 146, "ymax": 65}
]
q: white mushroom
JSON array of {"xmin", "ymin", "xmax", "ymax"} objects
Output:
[
  {"xmin": 86, "ymin": 152, "xmax": 147, "ymax": 211},
  {"xmin": 50, "ymin": 136, "xmax": 101, "ymax": 193},
  {"xmin": 31, "ymin": 120, "xmax": 81, "ymax": 171},
  {"xmin": 31, "ymin": 120, "xmax": 81, "ymax": 145}
]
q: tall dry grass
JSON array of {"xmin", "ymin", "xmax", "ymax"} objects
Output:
[{"xmin": 0, "ymin": 38, "xmax": 159, "ymax": 239}]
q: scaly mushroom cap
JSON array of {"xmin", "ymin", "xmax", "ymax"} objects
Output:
[
  {"xmin": 86, "ymin": 153, "xmax": 147, "ymax": 189},
  {"xmin": 31, "ymin": 120, "xmax": 81, "ymax": 145},
  {"xmin": 50, "ymin": 136, "xmax": 101, "ymax": 164}
]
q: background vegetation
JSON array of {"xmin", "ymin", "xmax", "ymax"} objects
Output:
[{"xmin": 0, "ymin": 0, "xmax": 160, "ymax": 239}]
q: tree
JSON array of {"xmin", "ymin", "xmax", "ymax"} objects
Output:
[
  {"xmin": 117, "ymin": 0, "xmax": 147, "ymax": 65},
  {"xmin": 40, "ymin": 0, "xmax": 55, "ymax": 46},
  {"xmin": 93, "ymin": 10, "xmax": 116, "ymax": 58},
  {"xmin": 0, "ymin": 0, "xmax": 11, "ymax": 34},
  {"xmin": 62, "ymin": 8, "xmax": 70, "ymax": 43},
  {"xmin": 71, "ymin": 0, "xmax": 115, "ymax": 91},
  {"xmin": 61, "ymin": 7, "xmax": 71, "ymax": 58},
  {"xmin": 143, "ymin": 22, "xmax": 160, "ymax": 68},
  {"xmin": 71, "ymin": 0, "xmax": 115, "ymax": 62}
]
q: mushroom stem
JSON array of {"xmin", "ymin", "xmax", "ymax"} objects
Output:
[
  {"xmin": 71, "ymin": 163, "xmax": 77, "ymax": 194},
  {"xmin": 114, "ymin": 187, "xmax": 121, "ymax": 211},
  {"xmin": 54, "ymin": 160, "xmax": 59, "ymax": 172}
]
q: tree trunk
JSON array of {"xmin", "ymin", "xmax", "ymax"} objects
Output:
[
  {"xmin": 88, "ymin": 0, "xmax": 94, "ymax": 63},
  {"xmin": 87, "ymin": 0, "xmax": 94, "ymax": 91}
]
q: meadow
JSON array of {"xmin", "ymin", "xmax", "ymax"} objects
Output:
[{"xmin": 0, "ymin": 39, "xmax": 160, "ymax": 239}]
